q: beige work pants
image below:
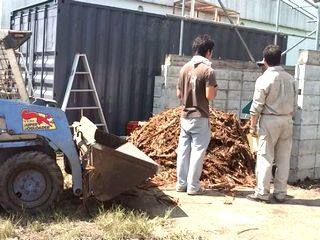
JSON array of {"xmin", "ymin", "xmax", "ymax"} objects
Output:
[{"xmin": 255, "ymin": 115, "xmax": 293, "ymax": 198}]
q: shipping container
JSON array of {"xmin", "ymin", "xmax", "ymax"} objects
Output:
[{"xmin": 11, "ymin": 0, "xmax": 287, "ymax": 135}]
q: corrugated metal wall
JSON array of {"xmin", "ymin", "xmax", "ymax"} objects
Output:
[
  {"xmin": 11, "ymin": 1, "xmax": 57, "ymax": 99},
  {"xmin": 11, "ymin": 0, "xmax": 287, "ymax": 135}
]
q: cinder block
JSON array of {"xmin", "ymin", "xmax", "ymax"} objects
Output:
[
  {"xmin": 297, "ymin": 125, "xmax": 318, "ymax": 140},
  {"xmin": 303, "ymin": 65, "xmax": 320, "ymax": 81},
  {"xmin": 300, "ymin": 95, "xmax": 320, "ymax": 111},
  {"xmin": 288, "ymin": 169, "xmax": 298, "ymax": 183},
  {"xmin": 154, "ymin": 76, "xmax": 165, "ymax": 87},
  {"xmin": 228, "ymin": 90, "xmax": 241, "ymax": 99},
  {"xmin": 298, "ymin": 50, "xmax": 320, "ymax": 66},
  {"xmin": 314, "ymin": 167, "xmax": 320, "ymax": 178},
  {"xmin": 292, "ymin": 125, "xmax": 301, "ymax": 140},
  {"xmin": 315, "ymin": 154, "xmax": 320, "ymax": 168},
  {"xmin": 317, "ymin": 125, "xmax": 320, "ymax": 139},
  {"xmin": 153, "ymin": 85, "xmax": 163, "ymax": 97},
  {"xmin": 291, "ymin": 139, "xmax": 300, "ymax": 156},
  {"xmin": 290, "ymin": 155, "xmax": 298, "ymax": 169},
  {"xmin": 165, "ymin": 77, "xmax": 179, "ymax": 86},
  {"xmin": 227, "ymin": 100, "xmax": 240, "ymax": 110},
  {"xmin": 302, "ymin": 81, "xmax": 320, "ymax": 95},
  {"xmin": 229, "ymin": 70, "xmax": 243, "ymax": 80},
  {"xmin": 293, "ymin": 109, "xmax": 302, "ymax": 125},
  {"xmin": 212, "ymin": 99, "xmax": 227, "ymax": 110},
  {"xmin": 228, "ymin": 81, "xmax": 242, "ymax": 90},
  {"xmin": 153, "ymin": 98, "xmax": 164, "ymax": 109},
  {"xmin": 300, "ymin": 110, "xmax": 319, "ymax": 125},
  {"xmin": 298, "ymin": 139, "xmax": 320, "ymax": 155},
  {"xmin": 296, "ymin": 168, "xmax": 315, "ymax": 180},
  {"xmin": 153, "ymin": 107, "xmax": 163, "ymax": 114},
  {"xmin": 241, "ymin": 91, "xmax": 254, "ymax": 101},
  {"xmin": 217, "ymin": 80, "xmax": 228, "ymax": 89},
  {"xmin": 216, "ymin": 90, "xmax": 227, "ymax": 100},
  {"xmin": 297, "ymin": 154, "xmax": 316, "ymax": 169},
  {"xmin": 242, "ymin": 81, "xmax": 255, "ymax": 91},
  {"xmin": 242, "ymin": 71, "xmax": 261, "ymax": 82},
  {"xmin": 166, "ymin": 100, "xmax": 180, "ymax": 108},
  {"xmin": 215, "ymin": 69, "xmax": 229, "ymax": 80},
  {"xmin": 166, "ymin": 66, "xmax": 181, "ymax": 77},
  {"xmin": 164, "ymin": 93, "xmax": 179, "ymax": 102}
]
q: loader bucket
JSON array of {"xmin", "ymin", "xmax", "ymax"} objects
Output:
[
  {"xmin": 74, "ymin": 117, "xmax": 159, "ymax": 201},
  {"xmin": 0, "ymin": 30, "xmax": 32, "ymax": 49},
  {"xmin": 92, "ymin": 130, "xmax": 159, "ymax": 201}
]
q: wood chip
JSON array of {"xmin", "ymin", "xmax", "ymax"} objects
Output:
[{"xmin": 130, "ymin": 107, "xmax": 255, "ymax": 191}]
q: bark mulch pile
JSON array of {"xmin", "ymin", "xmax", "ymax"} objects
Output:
[{"xmin": 129, "ymin": 107, "xmax": 256, "ymax": 190}]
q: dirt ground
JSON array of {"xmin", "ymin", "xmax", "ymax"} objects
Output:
[
  {"xmin": 0, "ymin": 180, "xmax": 319, "ymax": 239},
  {"xmin": 118, "ymin": 182, "xmax": 320, "ymax": 240}
]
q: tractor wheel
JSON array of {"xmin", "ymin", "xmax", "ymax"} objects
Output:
[{"xmin": 0, "ymin": 151, "xmax": 63, "ymax": 212}]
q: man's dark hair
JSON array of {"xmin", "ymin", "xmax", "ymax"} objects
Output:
[
  {"xmin": 192, "ymin": 34, "xmax": 215, "ymax": 57},
  {"xmin": 263, "ymin": 45, "xmax": 281, "ymax": 66}
]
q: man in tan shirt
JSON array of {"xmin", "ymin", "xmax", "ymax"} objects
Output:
[
  {"xmin": 176, "ymin": 34, "xmax": 217, "ymax": 195},
  {"xmin": 248, "ymin": 45, "xmax": 296, "ymax": 203}
]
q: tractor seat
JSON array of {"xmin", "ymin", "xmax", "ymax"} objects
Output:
[{"xmin": 32, "ymin": 98, "xmax": 58, "ymax": 107}]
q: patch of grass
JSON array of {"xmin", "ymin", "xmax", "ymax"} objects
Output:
[
  {"xmin": 95, "ymin": 205, "xmax": 157, "ymax": 240},
  {"xmin": 0, "ymin": 219, "xmax": 16, "ymax": 239},
  {"xmin": 94, "ymin": 205, "xmax": 205, "ymax": 240}
]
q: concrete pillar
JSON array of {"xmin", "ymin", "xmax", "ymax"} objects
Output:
[{"xmin": 290, "ymin": 50, "xmax": 320, "ymax": 182}]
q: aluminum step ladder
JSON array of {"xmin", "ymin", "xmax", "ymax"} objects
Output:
[{"xmin": 61, "ymin": 54, "xmax": 108, "ymax": 132}]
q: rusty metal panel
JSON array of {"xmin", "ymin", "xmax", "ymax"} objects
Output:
[{"xmin": 11, "ymin": 0, "xmax": 287, "ymax": 135}]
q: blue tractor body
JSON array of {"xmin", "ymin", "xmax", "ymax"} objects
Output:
[
  {"xmin": 0, "ymin": 99, "xmax": 82, "ymax": 194},
  {"xmin": 0, "ymin": 99, "xmax": 158, "ymax": 212}
]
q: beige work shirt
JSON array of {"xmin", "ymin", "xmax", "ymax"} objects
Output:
[{"xmin": 250, "ymin": 66, "xmax": 296, "ymax": 117}]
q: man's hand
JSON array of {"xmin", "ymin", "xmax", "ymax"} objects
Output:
[{"xmin": 250, "ymin": 125, "xmax": 258, "ymax": 138}]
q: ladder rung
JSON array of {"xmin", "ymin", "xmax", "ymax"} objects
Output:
[
  {"xmin": 75, "ymin": 71, "xmax": 90, "ymax": 74},
  {"xmin": 70, "ymin": 89, "xmax": 94, "ymax": 92},
  {"xmin": 69, "ymin": 123, "xmax": 105, "ymax": 128},
  {"xmin": 66, "ymin": 106, "xmax": 100, "ymax": 110}
]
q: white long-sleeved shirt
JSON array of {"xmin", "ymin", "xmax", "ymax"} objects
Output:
[{"xmin": 250, "ymin": 66, "xmax": 296, "ymax": 117}]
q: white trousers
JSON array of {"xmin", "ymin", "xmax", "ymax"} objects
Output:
[
  {"xmin": 255, "ymin": 115, "xmax": 293, "ymax": 199},
  {"xmin": 176, "ymin": 117, "xmax": 211, "ymax": 193}
]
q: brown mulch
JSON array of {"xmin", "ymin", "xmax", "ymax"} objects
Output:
[{"xmin": 129, "ymin": 107, "xmax": 256, "ymax": 190}]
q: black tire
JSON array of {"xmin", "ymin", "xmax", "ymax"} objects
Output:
[{"xmin": 0, "ymin": 151, "xmax": 63, "ymax": 212}]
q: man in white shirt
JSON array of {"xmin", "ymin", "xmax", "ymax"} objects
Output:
[{"xmin": 247, "ymin": 45, "xmax": 296, "ymax": 203}]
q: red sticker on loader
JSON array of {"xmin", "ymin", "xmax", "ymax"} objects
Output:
[{"xmin": 21, "ymin": 109, "xmax": 56, "ymax": 131}]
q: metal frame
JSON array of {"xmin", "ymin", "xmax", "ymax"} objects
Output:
[
  {"xmin": 276, "ymin": 0, "xmax": 320, "ymax": 54},
  {"xmin": 177, "ymin": 0, "xmax": 320, "ymax": 60}
]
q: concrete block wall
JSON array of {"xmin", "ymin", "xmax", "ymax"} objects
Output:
[
  {"xmin": 289, "ymin": 50, "xmax": 320, "ymax": 181},
  {"xmin": 154, "ymin": 53, "xmax": 320, "ymax": 182},
  {"xmin": 153, "ymin": 54, "xmax": 262, "ymax": 118}
]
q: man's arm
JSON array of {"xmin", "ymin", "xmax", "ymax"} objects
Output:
[
  {"xmin": 206, "ymin": 85, "xmax": 217, "ymax": 101},
  {"xmin": 250, "ymin": 114, "xmax": 259, "ymax": 137},
  {"xmin": 250, "ymin": 76, "xmax": 269, "ymax": 136},
  {"xmin": 206, "ymin": 69, "xmax": 218, "ymax": 101},
  {"xmin": 177, "ymin": 69, "xmax": 183, "ymax": 99},
  {"xmin": 177, "ymin": 88, "xmax": 181, "ymax": 99}
]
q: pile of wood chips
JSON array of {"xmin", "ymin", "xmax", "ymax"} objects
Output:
[{"xmin": 129, "ymin": 107, "xmax": 256, "ymax": 190}]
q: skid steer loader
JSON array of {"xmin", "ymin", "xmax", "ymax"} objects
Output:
[{"xmin": 0, "ymin": 30, "xmax": 158, "ymax": 212}]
